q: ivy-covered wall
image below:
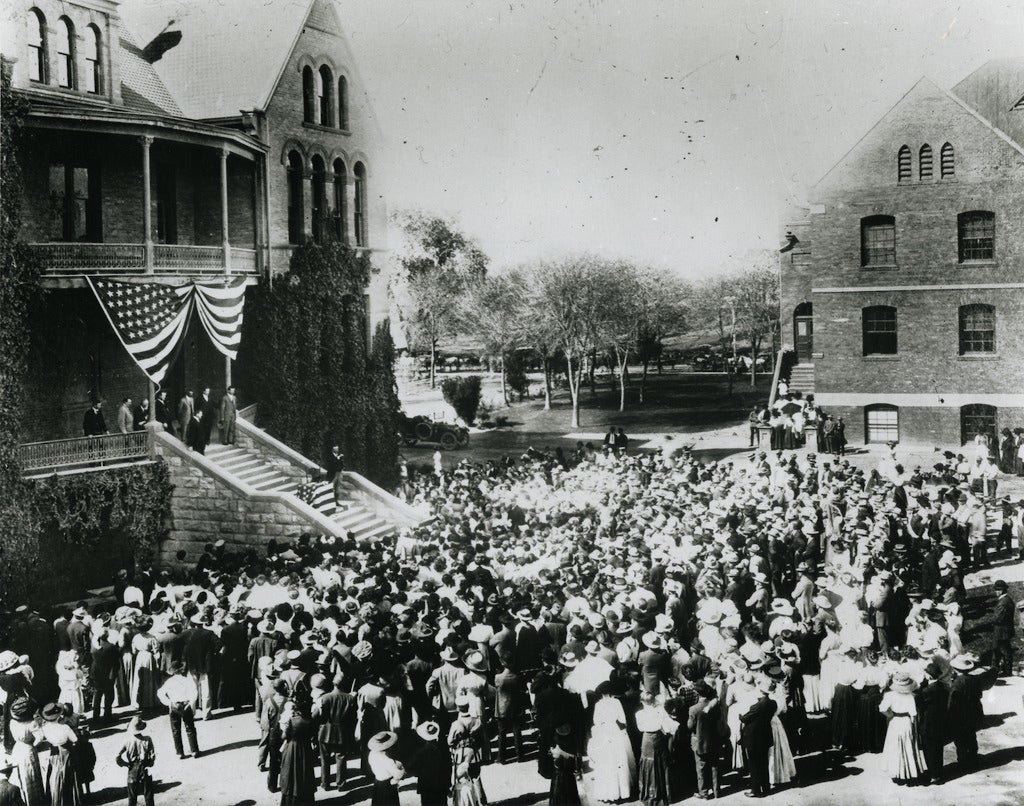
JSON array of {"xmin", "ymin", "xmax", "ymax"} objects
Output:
[{"xmin": 236, "ymin": 241, "xmax": 402, "ymax": 488}]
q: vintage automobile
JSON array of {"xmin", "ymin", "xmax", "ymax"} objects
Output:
[{"xmin": 398, "ymin": 412, "xmax": 470, "ymax": 449}]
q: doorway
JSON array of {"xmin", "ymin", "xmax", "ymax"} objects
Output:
[{"xmin": 793, "ymin": 301, "xmax": 813, "ymax": 363}]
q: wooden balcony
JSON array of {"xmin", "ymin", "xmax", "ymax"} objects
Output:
[
  {"xmin": 29, "ymin": 243, "xmax": 261, "ymax": 281},
  {"xmin": 19, "ymin": 431, "xmax": 151, "ymax": 476}
]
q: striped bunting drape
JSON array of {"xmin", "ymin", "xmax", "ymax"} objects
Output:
[{"xmin": 87, "ymin": 278, "xmax": 248, "ymax": 385}]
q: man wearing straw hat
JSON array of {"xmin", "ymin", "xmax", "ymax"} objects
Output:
[
  {"xmin": 947, "ymin": 655, "xmax": 981, "ymax": 769},
  {"xmin": 115, "ymin": 716, "xmax": 156, "ymax": 806}
]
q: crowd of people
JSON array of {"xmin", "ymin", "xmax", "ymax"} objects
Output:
[{"xmin": 0, "ymin": 440, "xmax": 1019, "ymax": 806}]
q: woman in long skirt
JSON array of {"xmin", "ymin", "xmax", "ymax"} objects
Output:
[
  {"xmin": 449, "ymin": 715, "xmax": 487, "ymax": 806},
  {"xmin": 726, "ymin": 674, "xmax": 757, "ymax": 770},
  {"xmin": 549, "ymin": 724, "xmax": 582, "ymax": 806},
  {"xmin": 278, "ymin": 697, "xmax": 317, "ymax": 806},
  {"xmin": 878, "ymin": 676, "xmax": 927, "ymax": 784},
  {"xmin": 585, "ymin": 685, "xmax": 635, "ymax": 802},
  {"xmin": 635, "ymin": 693, "xmax": 677, "ymax": 806},
  {"xmin": 817, "ymin": 622, "xmax": 843, "ymax": 709},
  {"xmin": 40, "ymin": 703, "xmax": 80, "ymax": 806},
  {"xmin": 768, "ymin": 679, "xmax": 797, "ymax": 787},
  {"xmin": 55, "ymin": 653, "xmax": 86, "ymax": 716},
  {"xmin": 366, "ymin": 731, "xmax": 405, "ymax": 806},
  {"xmin": 8, "ymin": 698, "xmax": 45, "ymax": 806},
  {"xmin": 131, "ymin": 622, "xmax": 161, "ymax": 711}
]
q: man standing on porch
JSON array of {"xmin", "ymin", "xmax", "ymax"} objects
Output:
[
  {"xmin": 117, "ymin": 397, "xmax": 134, "ymax": 434},
  {"xmin": 83, "ymin": 397, "xmax": 108, "ymax": 436},
  {"xmin": 219, "ymin": 387, "xmax": 238, "ymax": 445},
  {"xmin": 178, "ymin": 391, "xmax": 195, "ymax": 444}
]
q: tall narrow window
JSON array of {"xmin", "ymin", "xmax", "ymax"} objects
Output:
[
  {"xmin": 959, "ymin": 304, "xmax": 995, "ymax": 354},
  {"xmin": 860, "ymin": 215, "xmax": 896, "ymax": 267},
  {"xmin": 919, "ymin": 144, "xmax": 933, "ymax": 180},
  {"xmin": 941, "ymin": 142, "xmax": 955, "ymax": 178},
  {"xmin": 862, "ymin": 306, "xmax": 898, "ymax": 355},
  {"xmin": 865, "ymin": 405, "xmax": 899, "ymax": 443},
  {"xmin": 302, "ymin": 66, "xmax": 315, "ymax": 123},
  {"xmin": 85, "ymin": 25, "xmax": 102, "ymax": 94},
  {"xmin": 318, "ymin": 65, "xmax": 333, "ymax": 126},
  {"xmin": 961, "ymin": 404, "xmax": 997, "ymax": 446},
  {"xmin": 353, "ymin": 162, "xmax": 367, "ymax": 247},
  {"xmin": 286, "ymin": 151, "xmax": 305, "ymax": 244},
  {"xmin": 311, "ymin": 155, "xmax": 327, "ymax": 244},
  {"xmin": 332, "ymin": 158, "xmax": 347, "ymax": 243},
  {"xmin": 56, "ymin": 17, "xmax": 75, "ymax": 89},
  {"xmin": 958, "ymin": 211, "xmax": 994, "ymax": 262},
  {"xmin": 897, "ymin": 146, "xmax": 911, "ymax": 183},
  {"xmin": 338, "ymin": 75, "xmax": 349, "ymax": 129},
  {"xmin": 49, "ymin": 163, "xmax": 101, "ymax": 241},
  {"xmin": 27, "ymin": 9, "xmax": 47, "ymax": 83}
]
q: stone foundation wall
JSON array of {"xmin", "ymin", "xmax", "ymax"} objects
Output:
[{"xmin": 154, "ymin": 441, "xmax": 310, "ymax": 566}]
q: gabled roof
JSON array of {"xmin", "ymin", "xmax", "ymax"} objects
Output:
[
  {"xmin": 952, "ymin": 57, "xmax": 1024, "ymax": 151},
  {"xmin": 119, "ymin": 0, "xmax": 317, "ymax": 120},
  {"xmin": 118, "ymin": 26, "xmax": 183, "ymax": 116}
]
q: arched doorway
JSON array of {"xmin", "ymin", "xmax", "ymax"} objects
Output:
[{"xmin": 793, "ymin": 301, "xmax": 813, "ymax": 363}]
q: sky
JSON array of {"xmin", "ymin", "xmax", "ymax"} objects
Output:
[{"xmin": 337, "ymin": 0, "xmax": 1024, "ymax": 276}]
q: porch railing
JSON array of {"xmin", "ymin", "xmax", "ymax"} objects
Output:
[
  {"xmin": 29, "ymin": 243, "xmax": 260, "ymax": 277},
  {"xmin": 153, "ymin": 244, "xmax": 225, "ymax": 271},
  {"xmin": 18, "ymin": 431, "xmax": 151, "ymax": 473}
]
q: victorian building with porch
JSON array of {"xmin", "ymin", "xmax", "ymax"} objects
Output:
[
  {"xmin": 780, "ymin": 59, "xmax": 1024, "ymax": 448},
  {"xmin": 2, "ymin": 0, "xmax": 423, "ymax": 570}
]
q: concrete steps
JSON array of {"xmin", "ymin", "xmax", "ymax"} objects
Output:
[
  {"xmin": 788, "ymin": 363, "xmax": 816, "ymax": 396},
  {"xmin": 203, "ymin": 443, "xmax": 398, "ymax": 541}
]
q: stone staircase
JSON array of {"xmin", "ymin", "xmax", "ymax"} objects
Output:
[
  {"xmin": 788, "ymin": 363, "xmax": 815, "ymax": 396},
  {"xmin": 203, "ymin": 442, "xmax": 398, "ymax": 542}
]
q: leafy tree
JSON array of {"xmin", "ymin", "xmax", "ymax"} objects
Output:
[
  {"xmin": 732, "ymin": 255, "xmax": 780, "ymax": 385},
  {"xmin": 440, "ymin": 375, "xmax": 483, "ymax": 424},
  {"xmin": 390, "ymin": 211, "xmax": 488, "ymax": 387},
  {"xmin": 459, "ymin": 271, "xmax": 528, "ymax": 406},
  {"xmin": 635, "ymin": 270, "xmax": 689, "ymax": 402}
]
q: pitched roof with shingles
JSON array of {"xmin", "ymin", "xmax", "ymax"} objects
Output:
[
  {"xmin": 119, "ymin": 0, "xmax": 316, "ymax": 120},
  {"xmin": 118, "ymin": 26, "xmax": 183, "ymax": 116},
  {"xmin": 952, "ymin": 57, "xmax": 1024, "ymax": 151}
]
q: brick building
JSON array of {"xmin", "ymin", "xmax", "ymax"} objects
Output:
[
  {"xmin": 2, "ymin": 0, "xmax": 387, "ymax": 441},
  {"xmin": 781, "ymin": 60, "xmax": 1024, "ymax": 448}
]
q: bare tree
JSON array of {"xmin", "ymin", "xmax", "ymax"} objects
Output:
[{"xmin": 731, "ymin": 254, "xmax": 780, "ymax": 386}]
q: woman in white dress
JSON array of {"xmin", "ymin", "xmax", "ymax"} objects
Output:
[
  {"xmin": 817, "ymin": 619, "xmax": 843, "ymax": 709},
  {"xmin": 131, "ymin": 618, "xmax": 161, "ymax": 710},
  {"xmin": 585, "ymin": 682, "xmax": 635, "ymax": 802},
  {"xmin": 943, "ymin": 603, "xmax": 964, "ymax": 657},
  {"xmin": 878, "ymin": 674, "xmax": 927, "ymax": 784},
  {"xmin": 726, "ymin": 669, "xmax": 758, "ymax": 770},
  {"xmin": 56, "ymin": 650, "xmax": 86, "ymax": 714},
  {"xmin": 767, "ymin": 675, "xmax": 797, "ymax": 787}
]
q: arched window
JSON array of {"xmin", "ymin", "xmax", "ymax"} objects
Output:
[
  {"xmin": 860, "ymin": 215, "xmax": 896, "ymax": 267},
  {"xmin": 302, "ymin": 66, "xmax": 316, "ymax": 123},
  {"xmin": 338, "ymin": 75, "xmax": 349, "ymax": 129},
  {"xmin": 960, "ymin": 403, "xmax": 997, "ymax": 447},
  {"xmin": 286, "ymin": 151, "xmax": 305, "ymax": 244},
  {"xmin": 941, "ymin": 143, "xmax": 955, "ymax": 178},
  {"xmin": 865, "ymin": 404, "xmax": 899, "ymax": 443},
  {"xmin": 332, "ymin": 158, "xmax": 347, "ymax": 243},
  {"xmin": 318, "ymin": 65, "xmax": 333, "ymax": 126},
  {"xmin": 56, "ymin": 17, "xmax": 76, "ymax": 88},
  {"xmin": 919, "ymin": 144, "xmax": 933, "ymax": 180},
  {"xmin": 353, "ymin": 162, "xmax": 367, "ymax": 247},
  {"xmin": 958, "ymin": 211, "xmax": 994, "ymax": 262},
  {"xmin": 310, "ymin": 155, "xmax": 327, "ymax": 244},
  {"xmin": 27, "ymin": 9, "xmax": 47, "ymax": 83},
  {"xmin": 897, "ymin": 145, "xmax": 911, "ymax": 183},
  {"xmin": 862, "ymin": 305, "xmax": 897, "ymax": 355},
  {"xmin": 959, "ymin": 304, "xmax": 995, "ymax": 354},
  {"xmin": 85, "ymin": 25, "xmax": 102, "ymax": 94}
]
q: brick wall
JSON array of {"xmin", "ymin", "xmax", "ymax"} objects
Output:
[
  {"xmin": 781, "ymin": 77, "xmax": 1024, "ymax": 444},
  {"xmin": 154, "ymin": 440, "xmax": 310, "ymax": 566}
]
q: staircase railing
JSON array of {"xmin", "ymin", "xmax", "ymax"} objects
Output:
[
  {"xmin": 768, "ymin": 348, "xmax": 785, "ymax": 408},
  {"xmin": 342, "ymin": 471, "xmax": 432, "ymax": 529}
]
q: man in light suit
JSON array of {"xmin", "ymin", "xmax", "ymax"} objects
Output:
[
  {"xmin": 117, "ymin": 397, "xmax": 133, "ymax": 434},
  {"xmin": 219, "ymin": 386, "xmax": 238, "ymax": 445},
  {"xmin": 177, "ymin": 390, "xmax": 194, "ymax": 444}
]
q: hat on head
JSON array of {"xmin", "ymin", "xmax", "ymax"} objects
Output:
[
  {"xmin": 367, "ymin": 731, "xmax": 398, "ymax": 752},
  {"xmin": 440, "ymin": 645, "xmax": 459, "ymax": 662},
  {"xmin": 950, "ymin": 655, "xmax": 976, "ymax": 672},
  {"xmin": 416, "ymin": 721, "xmax": 440, "ymax": 741},
  {"xmin": 559, "ymin": 650, "xmax": 579, "ymax": 669},
  {"xmin": 128, "ymin": 716, "xmax": 147, "ymax": 734},
  {"xmin": 463, "ymin": 650, "xmax": 488, "ymax": 674},
  {"xmin": 41, "ymin": 702, "xmax": 62, "ymax": 722},
  {"xmin": 642, "ymin": 631, "xmax": 665, "ymax": 651},
  {"xmin": 467, "ymin": 624, "xmax": 492, "ymax": 643},
  {"xmin": 352, "ymin": 641, "xmax": 373, "ymax": 661},
  {"xmin": 73, "ymin": 606, "xmax": 88, "ymax": 619},
  {"xmin": 891, "ymin": 673, "xmax": 918, "ymax": 693},
  {"xmin": 0, "ymin": 651, "xmax": 20, "ymax": 674}
]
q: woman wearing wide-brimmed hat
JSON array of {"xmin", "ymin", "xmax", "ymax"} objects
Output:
[
  {"xmin": 448, "ymin": 704, "xmax": 487, "ymax": 806},
  {"xmin": 279, "ymin": 693, "xmax": 317, "ymax": 806},
  {"xmin": 40, "ymin": 701, "xmax": 80, "ymax": 806},
  {"xmin": 878, "ymin": 674, "xmax": 926, "ymax": 784},
  {"xmin": 367, "ymin": 730, "xmax": 405, "ymax": 806},
  {"xmin": 7, "ymin": 695, "xmax": 45, "ymax": 806}
]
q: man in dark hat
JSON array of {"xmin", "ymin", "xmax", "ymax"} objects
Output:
[
  {"xmin": 90, "ymin": 628, "xmax": 120, "ymax": 724},
  {"xmin": 313, "ymin": 673, "xmax": 356, "ymax": 791},
  {"xmin": 739, "ymin": 677, "xmax": 777, "ymax": 797},
  {"xmin": 0, "ymin": 760, "xmax": 25, "ymax": 806},
  {"xmin": 916, "ymin": 658, "xmax": 949, "ymax": 785},
  {"xmin": 991, "ymin": 579, "xmax": 1016, "ymax": 675},
  {"xmin": 116, "ymin": 716, "xmax": 156, "ymax": 806}
]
